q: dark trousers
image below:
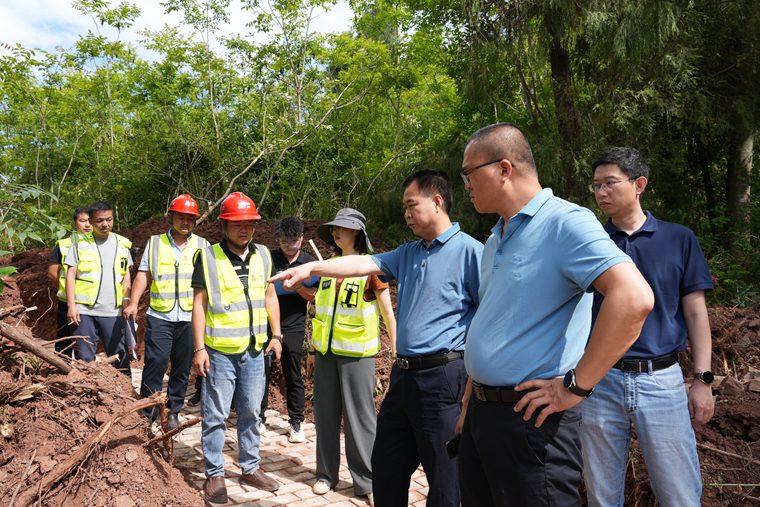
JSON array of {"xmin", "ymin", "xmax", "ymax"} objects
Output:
[
  {"xmin": 260, "ymin": 335, "xmax": 306, "ymax": 424},
  {"xmin": 371, "ymin": 359, "xmax": 466, "ymax": 507},
  {"xmin": 55, "ymin": 300, "xmax": 74, "ymax": 354},
  {"xmin": 140, "ymin": 315, "xmax": 193, "ymax": 419},
  {"xmin": 73, "ymin": 314, "xmax": 130, "ymax": 375},
  {"xmin": 260, "ymin": 349, "xmax": 274, "ymax": 422},
  {"xmin": 459, "ymin": 395, "xmax": 583, "ymax": 507}
]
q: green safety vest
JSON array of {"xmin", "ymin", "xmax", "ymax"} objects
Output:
[
  {"xmin": 200, "ymin": 243, "xmax": 272, "ymax": 354},
  {"xmin": 55, "ymin": 236, "xmax": 73, "ymax": 302},
  {"xmin": 72, "ymin": 233, "xmax": 132, "ymax": 307},
  {"xmin": 312, "ymin": 267, "xmax": 380, "ymax": 358},
  {"xmin": 147, "ymin": 233, "xmax": 208, "ymax": 313}
]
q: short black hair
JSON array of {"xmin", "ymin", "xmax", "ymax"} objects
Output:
[
  {"xmin": 592, "ymin": 147, "xmax": 649, "ymax": 180},
  {"xmin": 465, "ymin": 123, "xmax": 537, "ymax": 175},
  {"xmin": 87, "ymin": 201, "xmax": 113, "ymax": 217},
  {"xmin": 402, "ymin": 169, "xmax": 453, "ymax": 214},
  {"xmin": 275, "ymin": 216, "xmax": 304, "ymax": 240},
  {"xmin": 73, "ymin": 207, "xmax": 89, "ymax": 221}
]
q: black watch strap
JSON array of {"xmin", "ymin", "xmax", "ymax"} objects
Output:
[{"xmin": 564, "ymin": 369, "xmax": 594, "ymax": 398}]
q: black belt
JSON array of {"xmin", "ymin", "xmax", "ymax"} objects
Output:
[
  {"xmin": 395, "ymin": 351, "xmax": 463, "ymax": 370},
  {"xmin": 471, "ymin": 382, "xmax": 537, "ymax": 403},
  {"xmin": 613, "ymin": 352, "xmax": 679, "ymax": 373}
]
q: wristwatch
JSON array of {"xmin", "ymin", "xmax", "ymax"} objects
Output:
[
  {"xmin": 272, "ymin": 334, "xmax": 283, "ymax": 342},
  {"xmin": 695, "ymin": 370, "xmax": 714, "ymax": 385},
  {"xmin": 563, "ymin": 369, "xmax": 594, "ymax": 398}
]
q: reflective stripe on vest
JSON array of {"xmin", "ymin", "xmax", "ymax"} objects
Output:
[
  {"xmin": 73, "ymin": 233, "xmax": 132, "ymax": 307},
  {"xmin": 55, "ymin": 236, "xmax": 73, "ymax": 301},
  {"xmin": 147, "ymin": 233, "xmax": 208, "ymax": 313},
  {"xmin": 200, "ymin": 243, "xmax": 272, "ymax": 354},
  {"xmin": 312, "ymin": 270, "xmax": 380, "ymax": 358}
]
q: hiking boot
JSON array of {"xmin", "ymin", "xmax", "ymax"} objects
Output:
[
  {"xmin": 203, "ymin": 476, "xmax": 227, "ymax": 504},
  {"xmin": 240, "ymin": 469, "xmax": 279, "ymax": 492},
  {"xmin": 288, "ymin": 420, "xmax": 306, "ymax": 443}
]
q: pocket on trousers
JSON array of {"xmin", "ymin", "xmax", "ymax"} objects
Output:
[{"xmin": 651, "ymin": 364, "xmax": 684, "ymax": 390}]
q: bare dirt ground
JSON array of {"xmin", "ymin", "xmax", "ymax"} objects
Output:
[{"xmin": 0, "ymin": 216, "xmax": 758, "ymax": 505}]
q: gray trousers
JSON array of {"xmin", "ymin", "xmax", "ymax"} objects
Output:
[{"xmin": 314, "ymin": 352, "xmax": 376, "ymax": 495}]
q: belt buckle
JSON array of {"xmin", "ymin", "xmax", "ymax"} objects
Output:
[{"xmin": 396, "ymin": 358, "xmax": 409, "ymax": 370}]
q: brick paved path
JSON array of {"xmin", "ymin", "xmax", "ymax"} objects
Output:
[{"xmin": 132, "ymin": 369, "xmax": 430, "ymax": 506}]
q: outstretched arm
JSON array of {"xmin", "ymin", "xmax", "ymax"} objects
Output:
[{"xmin": 268, "ymin": 255, "xmax": 383, "ymax": 288}]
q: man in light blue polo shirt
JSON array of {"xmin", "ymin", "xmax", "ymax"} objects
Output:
[
  {"xmin": 458, "ymin": 123, "xmax": 654, "ymax": 507},
  {"xmin": 270, "ymin": 169, "xmax": 483, "ymax": 507}
]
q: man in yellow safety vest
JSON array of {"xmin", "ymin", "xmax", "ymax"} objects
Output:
[
  {"xmin": 47, "ymin": 207, "xmax": 92, "ymax": 355},
  {"xmin": 123, "ymin": 194, "xmax": 209, "ymax": 433},
  {"xmin": 191, "ymin": 191, "xmax": 283, "ymax": 503},
  {"xmin": 65, "ymin": 201, "xmax": 133, "ymax": 374}
]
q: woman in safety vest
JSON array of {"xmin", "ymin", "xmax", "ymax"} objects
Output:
[{"xmin": 309, "ymin": 208, "xmax": 396, "ymax": 505}]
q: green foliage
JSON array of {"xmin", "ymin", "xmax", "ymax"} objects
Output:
[
  {"xmin": 0, "ymin": 266, "xmax": 18, "ymax": 294},
  {"xmin": 0, "ymin": 184, "xmax": 67, "ymax": 253}
]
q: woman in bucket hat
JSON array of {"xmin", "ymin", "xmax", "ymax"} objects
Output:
[{"xmin": 309, "ymin": 208, "xmax": 396, "ymax": 506}]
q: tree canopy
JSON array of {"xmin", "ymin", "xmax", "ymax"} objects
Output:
[{"xmin": 0, "ymin": 0, "xmax": 758, "ymax": 305}]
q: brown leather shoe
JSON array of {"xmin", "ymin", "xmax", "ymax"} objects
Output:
[
  {"xmin": 203, "ymin": 476, "xmax": 228, "ymax": 504},
  {"xmin": 240, "ymin": 469, "xmax": 279, "ymax": 492}
]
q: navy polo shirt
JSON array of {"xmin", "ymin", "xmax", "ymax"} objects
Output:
[{"xmin": 592, "ymin": 211, "xmax": 713, "ymax": 358}]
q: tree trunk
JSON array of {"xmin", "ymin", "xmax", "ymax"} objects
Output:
[
  {"xmin": 545, "ymin": 14, "xmax": 583, "ymax": 200},
  {"xmin": 725, "ymin": 118, "xmax": 753, "ymax": 247}
]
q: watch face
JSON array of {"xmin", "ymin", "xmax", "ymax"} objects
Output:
[
  {"xmin": 699, "ymin": 371, "xmax": 714, "ymax": 384},
  {"xmin": 563, "ymin": 369, "xmax": 574, "ymax": 389}
]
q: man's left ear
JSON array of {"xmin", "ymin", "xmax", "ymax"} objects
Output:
[{"xmin": 635, "ymin": 176, "xmax": 648, "ymax": 195}]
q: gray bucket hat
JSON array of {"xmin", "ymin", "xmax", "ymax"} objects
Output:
[{"xmin": 317, "ymin": 208, "xmax": 373, "ymax": 253}]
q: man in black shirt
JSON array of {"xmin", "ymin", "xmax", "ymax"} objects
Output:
[{"xmin": 261, "ymin": 217, "xmax": 317, "ymax": 442}]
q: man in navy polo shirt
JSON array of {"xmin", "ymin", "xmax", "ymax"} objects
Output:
[
  {"xmin": 582, "ymin": 147, "xmax": 714, "ymax": 506},
  {"xmin": 459, "ymin": 124, "xmax": 654, "ymax": 507},
  {"xmin": 270, "ymin": 169, "xmax": 483, "ymax": 507}
]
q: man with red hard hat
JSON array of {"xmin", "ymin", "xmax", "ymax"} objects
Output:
[
  {"xmin": 124, "ymin": 194, "xmax": 210, "ymax": 434},
  {"xmin": 191, "ymin": 191, "xmax": 283, "ymax": 503}
]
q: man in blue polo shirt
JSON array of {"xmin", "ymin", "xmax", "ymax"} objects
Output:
[
  {"xmin": 270, "ymin": 169, "xmax": 483, "ymax": 507},
  {"xmin": 459, "ymin": 123, "xmax": 654, "ymax": 507},
  {"xmin": 581, "ymin": 147, "xmax": 714, "ymax": 506}
]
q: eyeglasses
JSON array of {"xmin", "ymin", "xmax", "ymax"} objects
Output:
[
  {"xmin": 591, "ymin": 178, "xmax": 636, "ymax": 193},
  {"xmin": 460, "ymin": 158, "xmax": 503, "ymax": 185}
]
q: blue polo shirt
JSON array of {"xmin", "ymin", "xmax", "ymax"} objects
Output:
[
  {"xmin": 371, "ymin": 222, "xmax": 483, "ymax": 357},
  {"xmin": 465, "ymin": 189, "xmax": 631, "ymax": 386},
  {"xmin": 592, "ymin": 211, "xmax": 713, "ymax": 359}
]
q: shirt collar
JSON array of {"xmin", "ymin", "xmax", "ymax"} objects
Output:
[
  {"xmin": 220, "ymin": 238, "xmax": 256, "ymax": 261},
  {"xmin": 166, "ymin": 229, "xmax": 193, "ymax": 247},
  {"xmin": 604, "ymin": 210, "xmax": 658, "ymax": 236},
  {"xmin": 422, "ymin": 222, "xmax": 461, "ymax": 248},
  {"xmin": 490, "ymin": 188, "xmax": 554, "ymax": 238}
]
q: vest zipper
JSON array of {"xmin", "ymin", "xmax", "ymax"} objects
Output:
[{"xmin": 245, "ymin": 254, "xmax": 255, "ymax": 349}]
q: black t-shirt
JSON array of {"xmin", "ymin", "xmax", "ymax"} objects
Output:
[
  {"xmin": 49, "ymin": 244, "xmax": 62, "ymax": 264},
  {"xmin": 272, "ymin": 249, "xmax": 316, "ymax": 334},
  {"xmin": 191, "ymin": 240, "xmax": 267, "ymax": 290}
]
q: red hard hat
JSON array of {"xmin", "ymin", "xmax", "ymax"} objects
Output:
[
  {"xmin": 219, "ymin": 192, "xmax": 261, "ymax": 221},
  {"xmin": 168, "ymin": 194, "xmax": 200, "ymax": 217}
]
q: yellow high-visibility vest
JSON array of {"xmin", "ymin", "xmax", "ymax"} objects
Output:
[
  {"xmin": 147, "ymin": 233, "xmax": 208, "ymax": 313},
  {"xmin": 55, "ymin": 236, "xmax": 73, "ymax": 302},
  {"xmin": 72, "ymin": 233, "xmax": 132, "ymax": 307},
  {"xmin": 200, "ymin": 243, "xmax": 272, "ymax": 354},
  {"xmin": 312, "ymin": 267, "xmax": 380, "ymax": 358}
]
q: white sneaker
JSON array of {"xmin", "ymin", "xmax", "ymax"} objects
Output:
[
  {"xmin": 288, "ymin": 421, "xmax": 306, "ymax": 443},
  {"xmin": 312, "ymin": 480, "xmax": 331, "ymax": 495}
]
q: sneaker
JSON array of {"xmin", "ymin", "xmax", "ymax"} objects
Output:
[
  {"xmin": 312, "ymin": 480, "xmax": 331, "ymax": 495},
  {"xmin": 288, "ymin": 421, "xmax": 306, "ymax": 443}
]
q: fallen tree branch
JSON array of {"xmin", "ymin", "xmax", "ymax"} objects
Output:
[
  {"xmin": 14, "ymin": 393, "xmax": 165, "ymax": 507},
  {"xmin": 0, "ymin": 321, "xmax": 71, "ymax": 374},
  {"xmin": 698, "ymin": 443, "xmax": 760, "ymax": 466},
  {"xmin": 7, "ymin": 450, "xmax": 36, "ymax": 507},
  {"xmin": 145, "ymin": 416, "xmax": 201, "ymax": 448},
  {"xmin": 0, "ymin": 304, "xmax": 25, "ymax": 319}
]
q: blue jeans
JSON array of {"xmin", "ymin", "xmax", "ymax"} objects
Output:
[
  {"xmin": 580, "ymin": 363, "xmax": 701, "ymax": 507},
  {"xmin": 201, "ymin": 347, "xmax": 265, "ymax": 478}
]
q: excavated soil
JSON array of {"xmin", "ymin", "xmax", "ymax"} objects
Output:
[{"xmin": 0, "ymin": 216, "xmax": 758, "ymax": 506}]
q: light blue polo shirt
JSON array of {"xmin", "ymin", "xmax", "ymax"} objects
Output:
[
  {"xmin": 465, "ymin": 189, "xmax": 631, "ymax": 386},
  {"xmin": 372, "ymin": 222, "xmax": 483, "ymax": 357}
]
